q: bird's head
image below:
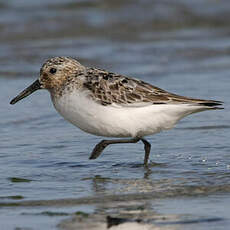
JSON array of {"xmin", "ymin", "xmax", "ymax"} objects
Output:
[{"xmin": 10, "ymin": 57, "xmax": 84, "ymax": 104}]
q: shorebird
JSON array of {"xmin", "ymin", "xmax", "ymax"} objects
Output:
[{"xmin": 10, "ymin": 57, "xmax": 223, "ymax": 166}]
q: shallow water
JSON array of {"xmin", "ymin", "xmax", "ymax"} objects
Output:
[{"xmin": 1, "ymin": 0, "xmax": 230, "ymax": 229}]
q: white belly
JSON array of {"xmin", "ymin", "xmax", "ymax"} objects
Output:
[{"xmin": 52, "ymin": 91, "xmax": 205, "ymax": 138}]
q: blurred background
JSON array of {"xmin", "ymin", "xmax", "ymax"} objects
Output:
[
  {"xmin": 1, "ymin": 0, "xmax": 230, "ymax": 230},
  {"xmin": 2, "ymin": 0, "xmax": 230, "ymax": 78}
]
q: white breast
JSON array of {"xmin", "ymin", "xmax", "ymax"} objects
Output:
[{"xmin": 51, "ymin": 90, "xmax": 206, "ymax": 138}]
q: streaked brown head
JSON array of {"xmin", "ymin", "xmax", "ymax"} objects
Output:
[{"xmin": 10, "ymin": 57, "xmax": 84, "ymax": 104}]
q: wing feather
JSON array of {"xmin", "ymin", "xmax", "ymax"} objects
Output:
[{"xmin": 82, "ymin": 68, "xmax": 223, "ymax": 108}]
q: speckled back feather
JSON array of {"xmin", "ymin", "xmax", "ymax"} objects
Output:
[{"xmin": 82, "ymin": 67, "xmax": 222, "ymax": 108}]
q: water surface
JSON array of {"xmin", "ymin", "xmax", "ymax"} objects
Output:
[{"xmin": 0, "ymin": 0, "xmax": 230, "ymax": 229}]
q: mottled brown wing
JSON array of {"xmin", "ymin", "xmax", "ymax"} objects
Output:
[{"xmin": 83, "ymin": 68, "xmax": 223, "ymax": 107}]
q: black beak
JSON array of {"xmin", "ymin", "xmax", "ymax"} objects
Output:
[{"xmin": 10, "ymin": 79, "xmax": 41, "ymax": 105}]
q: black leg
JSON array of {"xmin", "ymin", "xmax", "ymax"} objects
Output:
[
  {"xmin": 141, "ymin": 138, "xmax": 151, "ymax": 166},
  {"xmin": 89, "ymin": 137, "xmax": 140, "ymax": 160}
]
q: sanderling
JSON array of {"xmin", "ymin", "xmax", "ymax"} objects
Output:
[{"xmin": 10, "ymin": 57, "xmax": 223, "ymax": 166}]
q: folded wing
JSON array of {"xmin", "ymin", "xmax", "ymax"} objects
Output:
[{"xmin": 83, "ymin": 68, "xmax": 223, "ymax": 109}]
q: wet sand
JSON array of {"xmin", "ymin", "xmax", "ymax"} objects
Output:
[{"xmin": 1, "ymin": 0, "xmax": 230, "ymax": 229}]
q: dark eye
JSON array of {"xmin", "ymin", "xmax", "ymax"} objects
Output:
[{"xmin": 49, "ymin": 68, "xmax": 57, "ymax": 74}]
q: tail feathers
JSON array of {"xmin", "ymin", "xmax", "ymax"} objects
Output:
[{"xmin": 196, "ymin": 100, "xmax": 223, "ymax": 109}]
